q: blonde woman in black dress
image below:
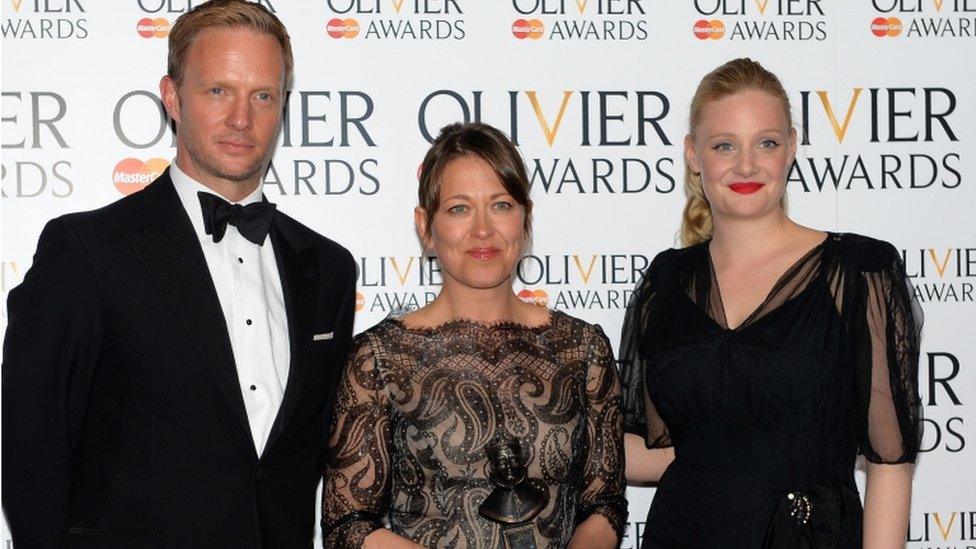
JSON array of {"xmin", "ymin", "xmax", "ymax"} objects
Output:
[
  {"xmin": 620, "ymin": 58, "xmax": 922, "ymax": 548},
  {"xmin": 323, "ymin": 122, "xmax": 626, "ymax": 548}
]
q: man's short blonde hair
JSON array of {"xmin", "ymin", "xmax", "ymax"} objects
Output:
[{"xmin": 167, "ymin": 0, "xmax": 293, "ymax": 88}]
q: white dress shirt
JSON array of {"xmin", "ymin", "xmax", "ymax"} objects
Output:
[{"xmin": 170, "ymin": 162, "xmax": 290, "ymax": 455}]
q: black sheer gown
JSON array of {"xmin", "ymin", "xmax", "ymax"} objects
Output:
[
  {"xmin": 619, "ymin": 233, "xmax": 922, "ymax": 548},
  {"xmin": 323, "ymin": 310, "xmax": 627, "ymax": 548}
]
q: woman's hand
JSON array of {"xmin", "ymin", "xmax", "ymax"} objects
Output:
[
  {"xmin": 625, "ymin": 433, "xmax": 675, "ymax": 484},
  {"xmin": 568, "ymin": 513, "xmax": 617, "ymax": 549},
  {"xmin": 363, "ymin": 528, "xmax": 426, "ymax": 549}
]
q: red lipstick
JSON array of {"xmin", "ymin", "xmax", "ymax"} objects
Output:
[
  {"xmin": 466, "ymin": 247, "xmax": 500, "ymax": 261},
  {"xmin": 728, "ymin": 182, "xmax": 764, "ymax": 194}
]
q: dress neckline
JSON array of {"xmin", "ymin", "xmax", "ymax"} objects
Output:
[
  {"xmin": 704, "ymin": 232, "xmax": 835, "ymax": 331},
  {"xmin": 387, "ymin": 309, "xmax": 561, "ymax": 336}
]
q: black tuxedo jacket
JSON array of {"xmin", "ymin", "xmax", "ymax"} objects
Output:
[{"xmin": 2, "ymin": 171, "xmax": 357, "ymax": 548}]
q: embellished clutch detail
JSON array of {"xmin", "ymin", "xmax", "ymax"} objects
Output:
[{"xmin": 762, "ymin": 482, "xmax": 860, "ymax": 548}]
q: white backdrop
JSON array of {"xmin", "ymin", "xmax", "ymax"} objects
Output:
[{"xmin": 2, "ymin": 1, "xmax": 974, "ymax": 547}]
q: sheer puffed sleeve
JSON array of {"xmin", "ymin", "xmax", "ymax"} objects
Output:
[
  {"xmin": 849, "ymin": 239, "xmax": 923, "ymax": 464},
  {"xmin": 322, "ymin": 333, "xmax": 391, "ymax": 547},
  {"xmin": 578, "ymin": 325, "xmax": 628, "ymax": 539},
  {"xmin": 619, "ymin": 249, "xmax": 675, "ymax": 448}
]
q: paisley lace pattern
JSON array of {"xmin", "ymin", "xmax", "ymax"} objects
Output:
[{"xmin": 323, "ymin": 310, "xmax": 626, "ymax": 548}]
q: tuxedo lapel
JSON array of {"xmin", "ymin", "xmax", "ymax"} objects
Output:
[
  {"xmin": 123, "ymin": 173, "xmax": 255, "ymax": 455},
  {"xmin": 263, "ymin": 217, "xmax": 318, "ymax": 457}
]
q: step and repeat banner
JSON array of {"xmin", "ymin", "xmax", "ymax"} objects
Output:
[{"xmin": 2, "ymin": 1, "xmax": 974, "ymax": 547}]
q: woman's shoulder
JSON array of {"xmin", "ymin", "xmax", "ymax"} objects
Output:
[
  {"xmin": 634, "ymin": 242, "xmax": 704, "ymax": 290},
  {"xmin": 549, "ymin": 309, "xmax": 601, "ymax": 332},
  {"xmin": 653, "ymin": 242, "xmax": 704, "ymax": 265},
  {"xmin": 830, "ymin": 232, "xmax": 902, "ymax": 273},
  {"xmin": 543, "ymin": 313, "xmax": 617, "ymax": 379},
  {"xmin": 547, "ymin": 310, "xmax": 613, "ymax": 349},
  {"xmin": 349, "ymin": 317, "xmax": 404, "ymax": 353}
]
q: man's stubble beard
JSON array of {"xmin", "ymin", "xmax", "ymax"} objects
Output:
[{"xmin": 179, "ymin": 128, "xmax": 270, "ymax": 187}]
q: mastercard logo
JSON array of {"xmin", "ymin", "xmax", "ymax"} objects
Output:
[
  {"xmin": 355, "ymin": 291, "xmax": 365, "ymax": 312},
  {"xmin": 327, "ymin": 18, "xmax": 360, "ymax": 39},
  {"xmin": 511, "ymin": 19, "xmax": 544, "ymax": 40},
  {"xmin": 113, "ymin": 158, "xmax": 169, "ymax": 195},
  {"xmin": 136, "ymin": 17, "xmax": 170, "ymax": 39},
  {"xmin": 692, "ymin": 19, "xmax": 725, "ymax": 40},
  {"xmin": 870, "ymin": 17, "xmax": 902, "ymax": 37},
  {"xmin": 517, "ymin": 288, "xmax": 549, "ymax": 307}
]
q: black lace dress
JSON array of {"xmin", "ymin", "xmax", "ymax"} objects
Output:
[
  {"xmin": 322, "ymin": 310, "xmax": 627, "ymax": 548},
  {"xmin": 619, "ymin": 233, "xmax": 922, "ymax": 548}
]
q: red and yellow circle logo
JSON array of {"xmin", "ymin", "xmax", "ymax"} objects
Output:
[
  {"xmin": 136, "ymin": 17, "xmax": 170, "ymax": 39},
  {"xmin": 511, "ymin": 19, "xmax": 544, "ymax": 40},
  {"xmin": 113, "ymin": 158, "xmax": 169, "ymax": 195},
  {"xmin": 327, "ymin": 18, "xmax": 360, "ymax": 39},
  {"xmin": 693, "ymin": 19, "xmax": 725, "ymax": 40},
  {"xmin": 517, "ymin": 288, "xmax": 549, "ymax": 307},
  {"xmin": 870, "ymin": 17, "xmax": 902, "ymax": 37},
  {"xmin": 355, "ymin": 291, "xmax": 365, "ymax": 312}
]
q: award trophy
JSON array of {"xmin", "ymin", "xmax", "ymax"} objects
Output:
[{"xmin": 478, "ymin": 438, "xmax": 549, "ymax": 549}]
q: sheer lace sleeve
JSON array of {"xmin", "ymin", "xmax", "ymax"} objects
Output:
[
  {"xmin": 578, "ymin": 325, "xmax": 628, "ymax": 539},
  {"xmin": 619, "ymin": 250, "xmax": 674, "ymax": 448},
  {"xmin": 852, "ymin": 240, "xmax": 923, "ymax": 464},
  {"xmin": 322, "ymin": 333, "xmax": 391, "ymax": 547}
]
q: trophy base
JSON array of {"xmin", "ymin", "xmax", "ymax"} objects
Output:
[{"xmin": 502, "ymin": 524, "xmax": 538, "ymax": 549}]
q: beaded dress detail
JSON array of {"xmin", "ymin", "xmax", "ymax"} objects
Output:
[{"xmin": 323, "ymin": 310, "xmax": 627, "ymax": 548}]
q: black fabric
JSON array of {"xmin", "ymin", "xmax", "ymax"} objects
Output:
[
  {"xmin": 197, "ymin": 191, "xmax": 277, "ymax": 245},
  {"xmin": 2, "ymin": 170, "xmax": 357, "ymax": 549},
  {"xmin": 619, "ymin": 232, "xmax": 922, "ymax": 547},
  {"xmin": 762, "ymin": 482, "xmax": 860, "ymax": 549}
]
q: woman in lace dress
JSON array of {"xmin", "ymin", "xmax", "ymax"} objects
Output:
[
  {"xmin": 322, "ymin": 122, "xmax": 627, "ymax": 548},
  {"xmin": 620, "ymin": 58, "xmax": 922, "ymax": 548}
]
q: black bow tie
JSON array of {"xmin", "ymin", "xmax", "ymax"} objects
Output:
[{"xmin": 198, "ymin": 191, "xmax": 277, "ymax": 245}]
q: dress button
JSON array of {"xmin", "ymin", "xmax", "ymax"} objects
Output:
[
  {"xmin": 246, "ymin": 319, "xmax": 253, "ymax": 326},
  {"xmin": 250, "ymin": 384, "xmax": 257, "ymax": 391},
  {"xmin": 238, "ymin": 257, "xmax": 244, "ymax": 264}
]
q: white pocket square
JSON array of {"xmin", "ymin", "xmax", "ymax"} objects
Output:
[{"xmin": 313, "ymin": 332, "xmax": 334, "ymax": 341}]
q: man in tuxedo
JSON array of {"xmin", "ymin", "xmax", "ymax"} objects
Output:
[{"xmin": 2, "ymin": 1, "xmax": 356, "ymax": 547}]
